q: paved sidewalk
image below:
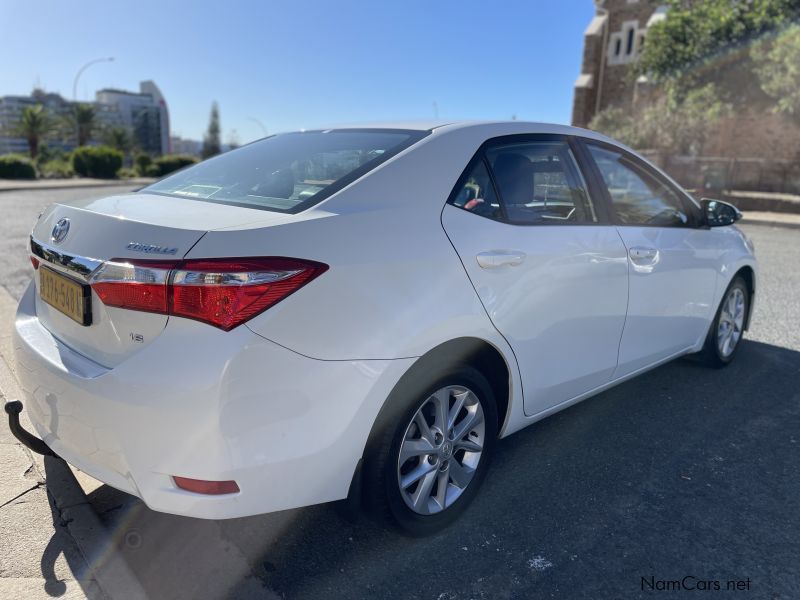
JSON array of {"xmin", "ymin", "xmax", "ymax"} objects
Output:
[
  {"xmin": 742, "ymin": 211, "xmax": 800, "ymax": 229},
  {"xmin": 0, "ymin": 289, "xmax": 101, "ymax": 599},
  {"xmin": 726, "ymin": 189, "xmax": 800, "ymax": 214},
  {"xmin": 0, "ymin": 287, "xmax": 145, "ymax": 600},
  {"xmin": 0, "ymin": 178, "xmax": 154, "ymax": 193}
]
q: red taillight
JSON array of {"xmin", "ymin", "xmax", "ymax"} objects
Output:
[
  {"xmin": 173, "ymin": 476, "xmax": 240, "ymax": 495},
  {"xmin": 90, "ymin": 257, "xmax": 327, "ymax": 330},
  {"xmin": 30, "ymin": 256, "xmax": 40, "ymax": 270},
  {"xmin": 90, "ymin": 260, "xmax": 173, "ymax": 314}
]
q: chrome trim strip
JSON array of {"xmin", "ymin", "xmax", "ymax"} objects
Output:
[{"xmin": 30, "ymin": 237, "xmax": 103, "ymax": 282}]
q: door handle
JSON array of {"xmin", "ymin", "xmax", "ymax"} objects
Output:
[
  {"xmin": 628, "ymin": 246, "xmax": 659, "ymax": 264},
  {"xmin": 476, "ymin": 250, "xmax": 526, "ymax": 269}
]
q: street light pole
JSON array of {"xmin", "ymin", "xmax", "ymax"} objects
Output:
[
  {"xmin": 72, "ymin": 57, "xmax": 115, "ymax": 101},
  {"xmin": 247, "ymin": 117, "xmax": 268, "ymax": 138}
]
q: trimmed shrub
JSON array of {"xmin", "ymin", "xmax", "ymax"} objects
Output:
[
  {"xmin": 39, "ymin": 159, "xmax": 74, "ymax": 179},
  {"xmin": 0, "ymin": 154, "xmax": 37, "ymax": 179},
  {"xmin": 117, "ymin": 167, "xmax": 137, "ymax": 179},
  {"xmin": 153, "ymin": 154, "xmax": 198, "ymax": 177},
  {"xmin": 134, "ymin": 152, "xmax": 152, "ymax": 176},
  {"xmin": 71, "ymin": 146, "xmax": 123, "ymax": 179}
]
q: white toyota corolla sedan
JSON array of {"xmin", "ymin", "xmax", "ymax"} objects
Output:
[{"xmin": 10, "ymin": 121, "xmax": 756, "ymax": 535}]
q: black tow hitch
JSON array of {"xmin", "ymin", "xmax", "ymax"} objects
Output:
[{"xmin": 4, "ymin": 400, "xmax": 57, "ymax": 457}]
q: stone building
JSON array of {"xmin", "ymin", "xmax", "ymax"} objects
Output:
[
  {"xmin": 572, "ymin": 0, "xmax": 800, "ymax": 194},
  {"xmin": 572, "ymin": 0, "xmax": 665, "ymax": 128}
]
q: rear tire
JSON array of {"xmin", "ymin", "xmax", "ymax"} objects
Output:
[
  {"xmin": 698, "ymin": 276, "xmax": 749, "ymax": 367},
  {"xmin": 362, "ymin": 365, "xmax": 497, "ymax": 537}
]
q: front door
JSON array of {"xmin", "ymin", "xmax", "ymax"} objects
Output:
[
  {"xmin": 581, "ymin": 141, "xmax": 720, "ymax": 377},
  {"xmin": 441, "ymin": 135, "xmax": 629, "ymax": 416}
]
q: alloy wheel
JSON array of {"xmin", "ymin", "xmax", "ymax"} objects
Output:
[
  {"xmin": 717, "ymin": 287, "xmax": 745, "ymax": 358},
  {"xmin": 396, "ymin": 385, "xmax": 485, "ymax": 515}
]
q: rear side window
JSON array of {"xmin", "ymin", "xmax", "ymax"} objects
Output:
[
  {"xmin": 449, "ymin": 160, "xmax": 501, "ymax": 220},
  {"xmin": 486, "ymin": 141, "xmax": 596, "ymax": 224},
  {"xmin": 144, "ymin": 129, "xmax": 426, "ymax": 213},
  {"xmin": 449, "ymin": 139, "xmax": 597, "ymax": 225}
]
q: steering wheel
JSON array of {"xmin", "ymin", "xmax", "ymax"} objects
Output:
[{"xmin": 645, "ymin": 208, "xmax": 685, "ymax": 226}]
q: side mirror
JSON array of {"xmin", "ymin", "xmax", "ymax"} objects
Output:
[{"xmin": 701, "ymin": 198, "xmax": 742, "ymax": 227}]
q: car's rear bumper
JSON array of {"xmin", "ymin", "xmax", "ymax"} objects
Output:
[{"xmin": 12, "ymin": 281, "xmax": 413, "ymax": 519}]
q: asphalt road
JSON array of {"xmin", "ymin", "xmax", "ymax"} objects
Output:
[
  {"xmin": 2, "ymin": 187, "xmax": 799, "ymax": 599},
  {"xmin": 0, "ymin": 185, "xmax": 144, "ymax": 301}
]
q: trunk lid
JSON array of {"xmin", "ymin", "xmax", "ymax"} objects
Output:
[{"xmin": 30, "ymin": 192, "xmax": 293, "ymax": 367}]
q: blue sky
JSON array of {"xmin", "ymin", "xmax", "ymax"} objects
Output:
[{"xmin": 2, "ymin": 0, "xmax": 594, "ymax": 144}]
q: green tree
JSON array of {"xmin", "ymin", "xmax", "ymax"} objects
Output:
[
  {"xmin": 593, "ymin": 0, "xmax": 800, "ymax": 155},
  {"xmin": 202, "ymin": 102, "xmax": 221, "ymax": 158},
  {"xmin": 72, "ymin": 103, "xmax": 96, "ymax": 146},
  {"xmin": 637, "ymin": 0, "xmax": 800, "ymax": 104},
  {"xmin": 134, "ymin": 152, "xmax": 152, "ymax": 176},
  {"xmin": 104, "ymin": 126, "xmax": 132, "ymax": 155},
  {"xmin": 590, "ymin": 85, "xmax": 728, "ymax": 156},
  {"xmin": 13, "ymin": 105, "xmax": 53, "ymax": 159},
  {"xmin": 753, "ymin": 24, "xmax": 800, "ymax": 123}
]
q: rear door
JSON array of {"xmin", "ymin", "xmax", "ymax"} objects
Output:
[
  {"xmin": 579, "ymin": 140, "xmax": 721, "ymax": 377},
  {"xmin": 441, "ymin": 134, "xmax": 629, "ymax": 417}
]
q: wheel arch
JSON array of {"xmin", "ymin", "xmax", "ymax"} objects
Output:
[
  {"xmin": 732, "ymin": 265, "xmax": 756, "ymax": 330},
  {"xmin": 365, "ymin": 337, "xmax": 514, "ymax": 451},
  {"xmin": 347, "ymin": 336, "xmax": 515, "ymax": 518}
]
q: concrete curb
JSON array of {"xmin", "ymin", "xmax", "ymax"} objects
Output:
[
  {"xmin": 725, "ymin": 191, "xmax": 800, "ymax": 215},
  {"xmin": 741, "ymin": 215, "xmax": 800, "ymax": 230},
  {"xmin": 44, "ymin": 458, "xmax": 148, "ymax": 600},
  {"xmin": 0, "ymin": 179, "xmax": 154, "ymax": 193},
  {"xmin": 0, "ymin": 286, "xmax": 146, "ymax": 600}
]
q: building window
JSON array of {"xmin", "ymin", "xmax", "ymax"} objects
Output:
[{"xmin": 607, "ymin": 20, "xmax": 645, "ymax": 66}]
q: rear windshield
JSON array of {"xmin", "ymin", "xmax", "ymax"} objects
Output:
[{"xmin": 143, "ymin": 129, "xmax": 427, "ymax": 213}]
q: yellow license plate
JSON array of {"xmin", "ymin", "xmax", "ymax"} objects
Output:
[{"xmin": 39, "ymin": 266, "xmax": 91, "ymax": 326}]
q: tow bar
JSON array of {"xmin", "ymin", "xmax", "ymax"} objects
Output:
[{"xmin": 4, "ymin": 400, "xmax": 57, "ymax": 457}]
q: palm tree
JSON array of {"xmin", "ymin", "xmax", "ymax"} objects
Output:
[
  {"xmin": 73, "ymin": 103, "xmax": 96, "ymax": 146},
  {"xmin": 13, "ymin": 105, "xmax": 52, "ymax": 159},
  {"xmin": 104, "ymin": 126, "xmax": 131, "ymax": 154}
]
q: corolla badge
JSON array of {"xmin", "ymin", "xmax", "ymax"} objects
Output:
[
  {"xmin": 51, "ymin": 218, "xmax": 70, "ymax": 244},
  {"xmin": 126, "ymin": 242, "xmax": 179, "ymax": 255}
]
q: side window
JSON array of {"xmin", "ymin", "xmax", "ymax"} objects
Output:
[
  {"xmin": 485, "ymin": 141, "xmax": 597, "ymax": 224},
  {"xmin": 449, "ymin": 159, "xmax": 502, "ymax": 220},
  {"xmin": 587, "ymin": 144, "xmax": 690, "ymax": 227}
]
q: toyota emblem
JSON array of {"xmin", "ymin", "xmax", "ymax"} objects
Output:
[{"xmin": 51, "ymin": 218, "xmax": 70, "ymax": 244}]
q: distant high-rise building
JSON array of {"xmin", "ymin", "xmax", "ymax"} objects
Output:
[
  {"xmin": 0, "ymin": 89, "xmax": 74, "ymax": 154},
  {"xmin": 0, "ymin": 80, "xmax": 171, "ymax": 157},
  {"xmin": 96, "ymin": 81, "xmax": 170, "ymax": 155},
  {"xmin": 170, "ymin": 136, "xmax": 201, "ymax": 156}
]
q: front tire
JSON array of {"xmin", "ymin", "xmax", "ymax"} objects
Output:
[
  {"xmin": 698, "ymin": 276, "xmax": 749, "ymax": 367},
  {"xmin": 363, "ymin": 365, "xmax": 497, "ymax": 536}
]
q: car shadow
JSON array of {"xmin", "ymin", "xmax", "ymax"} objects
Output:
[
  {"xmin": 40, "ymin": 456, "xmax": 105, "ymax": 599},
  {"xmin": 82, "ymin": 339, "xmax": 800, "ymax": 599}
]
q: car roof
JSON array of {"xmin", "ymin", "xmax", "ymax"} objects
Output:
[{"xmin": 306, "ymin": 119, "xmax": 620, "ymax": 145}]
